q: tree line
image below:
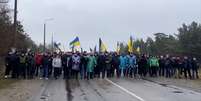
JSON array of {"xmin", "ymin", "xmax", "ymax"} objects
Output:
[
  {"xmin": 119, "ymin": 21, "xmax": 201, "ymax": 60},
  {"xmin": 0, "ymin": 3, "xmax": 37, "ymax": 56}
]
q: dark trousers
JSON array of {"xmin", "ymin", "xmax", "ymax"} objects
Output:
[
  {"xmin": 192, "ymin": 68, "xmax": 199, "ymax": 79},
  {"xmin": 87, "ymin": 72, "xmax": 93, "ymax": 80},
  {"xmin": 54, "ymin": 67, "xmax": 61, "ymax": 79},
  {"xmin": 26, "ymin": 64, "xmax": 33, "ymax": 79},
  {"xmin": 80, "ymin": 65, "xmax": 86, "ymax": 79},
  {"xmin": 11, "ymin": 65, "xmax": 19, "ymax": 78},
  {"xmin": 5, "ymin": 65, "xmax": 12, "ymax": 76},
  {"xmin": 184, "ymin": 68, "xmax": 192, "ymax": 79},
  {"xmin": 71, "ymin": 70, "xmax": 79, "ymax": 79},
  {"xmin": 101, "ymin": 68, "xmax": 106, "ymax": 79},
  {"xmin": 129, "ymin": 67, "xmax": 137, "ymax": 78},
  {"xmin": 35, "ymin": 64, "xmax": 41, "ymax": 76},
  {"xmin": 159, "ymin": 67, "xmax": 165, "ymax": 76},
  {"xmin": 165, "ymin": 67, "xmax": 171, "ymax": 78},
  {"xmin": 43, "ymin": 65, "xmax": 49, "ymax": 78},
  {"xmin": 63, "ymin": 66, "xmax": 70, "ymax": 79},
  {"xmin": 20, "ymin": 63, "xmax": 26, "ymax": 79}
]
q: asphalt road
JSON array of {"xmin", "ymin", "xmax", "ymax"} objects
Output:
[{"xmin": 30, "ymin": 78, "xmax": 201, "ymax": 101}]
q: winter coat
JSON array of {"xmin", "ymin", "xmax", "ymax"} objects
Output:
[
  {"xmin": 119, "ymin": 56, "xmax": 127, "ymax": 70},
  {"xmin": 86, "ymin": 56, "xmax": 97, "ymax": 72},
  {"xmin": 111, "ymin": 55, "xmax": 120, "ymax": 69},
  {"xmin": 35, "ymin": 54, "xmax": 42, "ymax": 65},
  {"xmin": 128, "ymin": 55, "xmax": 137, "ymax": 68},
  {"xmin": 149, "ymin": 57, "xmax": 159, "ymax": 67},
  {"xmin": 52, "ymin": 57, "xmax": 62, "ymax": 68},
  {"xmin": 72, "ymin": 55, "xmax": 80, "ymax": 71},
  {"xmin": 105, "ymin": 55, "xmax": 112, "ymax": 70},
  {"xmin": 97, "ymin": 55, "xmax": 106, "ymax": 70}
]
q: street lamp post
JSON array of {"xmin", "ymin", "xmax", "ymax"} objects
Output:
[
  {"xmin": 13, "ymin": 0, "xmax": 17, "ymax": 47},
  {"xmin": 43, "ymin": 18, "xmax": 53, "ymax": 52}
]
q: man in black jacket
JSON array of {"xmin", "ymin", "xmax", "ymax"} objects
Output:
[
  {"xmin": 191, "ymin": 57, "xmax": 199, "ymax": 79},
  {"xmin": 97, "ymin": 52, "xmax": 106, "ymax": 78},
  {"xmin": 42, "ymin": 53, "xmax": 49, "ymax": 79},
  {"xmin": 4, "ymin": 52, "xmax": 12, "ymax": 78}
]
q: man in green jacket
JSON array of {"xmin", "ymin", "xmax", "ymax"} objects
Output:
[
  {"xmin": 149, "ymin": 56, "xmax": 159, "ymax": 77},
  {"xmin": 86, "ymin": 53, "xmax": 97, "ymax": 80}
]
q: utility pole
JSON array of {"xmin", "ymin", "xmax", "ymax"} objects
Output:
[
  {"xmin": 43, "ymin": 18, "xmax": 53, "ymax": 53},
  {"xmin": 43, "ymin": 23, "xmax": 46, "ymax": 52},
  {"xmin": 51, "ymin": 33, "xmax": 54, "ymax": 53},
  {"xmin": 13, "ymin": 0, "xmax": 17, "ymax": 47}
]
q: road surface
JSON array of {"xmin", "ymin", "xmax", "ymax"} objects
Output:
[{"xmin": 29, "ymin": 78, "xmax": 201, "ymax": 101}]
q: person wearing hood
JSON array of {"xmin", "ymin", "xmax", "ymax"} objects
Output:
[
  {"xmin": 86, "ymin": 53, "xmax": 97, "ymax": 80},
  {"xmin": 127, "ymin": 53, "xmax": 137, "ymax": 78},
  {"xmin": 119, "ymin": 54, "xmax": 127, "ymax": 77},
  {"xmin": 71, "ymin": 52, "xmax": 81, "ymax": 79}
]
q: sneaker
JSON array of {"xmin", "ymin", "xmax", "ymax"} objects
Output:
[
  {"xmin": 39, "ymin": 77, "xmax": 43, "ymax": 80},
  {"xmin": 4, "ymin": 75, "xmax": 8, "ymax": 79},
  {"xmin": 45, "ymin": 78, "xmax": 48, "ymax": 80}
]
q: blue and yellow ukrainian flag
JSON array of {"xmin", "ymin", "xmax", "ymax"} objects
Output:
[{"xmin": 70, "ymin": 36, "xmax": 80, "ymax": 47}]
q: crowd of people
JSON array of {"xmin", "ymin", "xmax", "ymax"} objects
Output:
[{"xmin": 4, "ymin": 50, "xmax": 200, "ymax": 80}]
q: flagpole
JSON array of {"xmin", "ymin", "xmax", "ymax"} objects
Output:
[
  {"xmin": 99, "ymin": 38, "xmax": 101, "ymax": 53},
  {"xmin": 51, "ymin": 33, "xmax": 54, "ymax": 53}
]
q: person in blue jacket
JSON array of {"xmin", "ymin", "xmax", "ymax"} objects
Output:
[
  {"xmin": 127, "ymin": 53, "xmax": 137, "ymax": 78},
  {"xmin": 119, "ymin": 54, "xmax": 127, "ymax": 77}
]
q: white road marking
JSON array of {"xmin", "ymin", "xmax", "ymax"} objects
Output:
[{"xmin": 106, "ymin": 78, "xmax": 145, "ymax": 101}]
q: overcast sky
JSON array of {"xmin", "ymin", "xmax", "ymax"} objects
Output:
[{"xmin": 9, "ymin": 0, "xmax": 201, "ymax": 51}]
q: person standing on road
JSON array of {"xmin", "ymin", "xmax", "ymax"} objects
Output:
[
  {"xmin": 159, "ymin": 56, "xmax": 165, "ymax": 77},
  {"xmin": 19, "ymin": 53, "xmax": 27, "ymax": 79},
  {"xmin": 105, "ymin": 52, "xmax": 112, "ymax": 78},
  {"xmin": 86, "ymin": 53, "xmax": 97, "ymax": 80},
  {"xmin": 97, "ymin": 52, "xmax": 106, "ymax": 78},
  {"xmin": 149, "ymin": 56, "xmax": 159, "ymax": 77},
  {"xmin": 26, "ymin": 52, "xmax": 35, "ymax": 79},
  {"xmin": 182, "ymin": 56, "xmax": 192, "ymax": 79},
  {"xmin": 42, "ymin": 53, "xmax": 49, "ymax": 80},
  {"xmin": 62, "ymin": 53, "xmax": 68, "ymax": 79},
  {"xmin": 48, "ymin": 53, "xmax": 53, "ymax": 78},
  {"xmin": 34, "ymin": 53, "xmax": 43, "ymax": 77},
  {"xmin": 52, "ymin": 54, "xmax": 62, "ymax": 79},
  {"xmin": 127, "ymin": 53, "xmax": 137, "ymax": 78},
  {"xmin": 65, "ymin": 52, "xmax": 72, "ymax": 79},
  {"xmin": 80, "ymin": 52, "xmax": 88, "ymax": 79},
  {"xmin": 71, "ymin": 52, "xmax": 81, "ymax": 79},
  {"xmin": 119, "ymin": 54, "xmax": 127, "ymax": 77},
  {"xmin": 111, "ymin": 52, "xmax": 120, "ymax": 78},
  {"xmin": 165, "ymin": 55, "xmax": 172, "ymax": 78},
  {"xmin": 4, "ymin": 51, "xmax": 12, "ymax": 79},
  {"xmin": 138, "ymin": 54, "xmax": 148, "ymax": 77},
  {"xmin": 191, "ymin": 57, "xmax": 199, "ymax": 79},
  {"xmin": 11, "ymin": 51, "xmax": 20, "ymax": 79}
]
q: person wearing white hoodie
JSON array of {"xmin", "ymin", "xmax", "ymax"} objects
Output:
[{"xmin": 52, "ymin": 55, "xmax": 62, "ymax": 79}]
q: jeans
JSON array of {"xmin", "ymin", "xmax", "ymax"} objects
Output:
[{"xmin": 43, "ymin": 65, "xmax": 49, "ymax": 78}]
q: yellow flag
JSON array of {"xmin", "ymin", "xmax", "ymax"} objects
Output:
[
  {"xmin": 136, "ymin": 46, "xmax": 140, "ymax": 53},
  {"xmin": 128, "ymin": 36, "xmax": 133, "ymax": 53}
]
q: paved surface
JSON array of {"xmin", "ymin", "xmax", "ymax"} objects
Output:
[{"xmin": 30, "ymin": 78, "xmax": 201, "ymax": 101}]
